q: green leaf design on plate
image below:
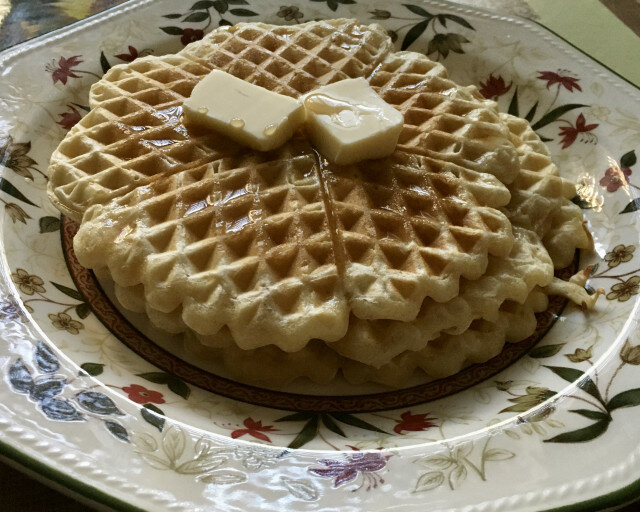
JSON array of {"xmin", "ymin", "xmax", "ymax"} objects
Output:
[
  {"xmin": 620, "ymin": 199, "xmax": 640, "ymax": 214},
  {"xmin": 442, "ymin": 14, "xmax": 474, "ymax": 30},
  {"xmin": 229, "ymin": 8, "xmax": 258, "ymax": 16},
  {"xmin": 543, "ymin": 365, "xmax": 604, "ymax": 404},
  {"xmin": 545, "ymin": 366, "xmax": 604, "ymax": 404},
  {"xmin": 330, "ymin": 412, "xmax": 387, "ymax": 434},
  {"xmin": 427, "ymin": 33, "xmax": 469, "ymax": 58},
  {"xmin": 39, "ymin": 216, "xmax": 61, "ymax": 233},
  {"xmin": 137, "ymin": 372, "xmax": 190, "ymax": 399},
  {"xmin": 275, "ymin": 412, "xmax": 313, "ymax": 422},
  {"xmin": 414, "ymin": 471, "xmax": 445, "ymax": 492},
  {"xmin": 105, "ymin": 421, "xmax": 129, "ymax": 442},
  {"xmin": 51, "ymin": 282, "xmax": 84, "ymax": 302},
  {"xmin": 403, "ymin": 4, "xmax": 432, "ymax": 17},
  {"xmin": 163, "ymin": 13, "xmax": 182, "ymax": 19},
  {"xmin": 607, "ymin": 388, "xmax": 640, "ymax": 411},
  {"xmin": 190, "ymin": 1, "xmax": 215, "ymax": 9},
  {"xmin": 213, "ymin": 0, "xmax": 228, "ymax": 13},
  {"xmin": 530, "ymin": 103, "xmax": 587, "ymax": 131},
  {"xmin": 167, "ymin": 378, "xmax": 190, "ymax": 399},
  {"xmin": 79, "ymin": 363, "xmax": 104, "ymax": 377},
  {"xmin": 183, "ymin": 11, "xmax": 209, "ymax": 22},
  {"xmin": 75, "ymin": 303, "xmax": 91, "ymax": 319},
  {"xmin": 569, "ymin": 409, "xmax": 610, "ymax": 421},
  {"xmin": 401, "ymin": 19, "xmax": 429, "ymax": 51},
  {"xmin": 507, "ymin": 87, "xmax": 519, "ymax": 116},
  {"xmin": 160, "ymin": 26, "xmax": 184, "ymax": 35},
  {"xmin": 545, "ymin": 419, "xmax": 610, "ymax": 443},
  {"xmin": 289, "ymin": 416, "xmax": 319, "ymax": 449},
  {"xmin": 620, "ymin": 150, "xmax": 637, "ymax": 168},
  {"xmin": 321, "ymin": 414, "xmax": 346, "ymax": 437},
  {"xmin": 529, "ymin": 343, "xmax": 566, "ymax": 358},
  {"xmin": 142, "ymin": 403, "xmax": 166, "ymax": 432},
  {"xmin": 0, "ymin": 178, "xmax": 36, "ymax": 206},
  {"xmin": 99, "ymin": 51, "xmax": 111, "ymax": 74},
  {"xmin": 524, "ymin": 101, "xmax": 538, "ymax": 122}
]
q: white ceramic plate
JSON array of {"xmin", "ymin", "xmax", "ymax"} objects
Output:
[{"xmin": 2, "ymin": 1, "xmax": 640, "ymax": 510}]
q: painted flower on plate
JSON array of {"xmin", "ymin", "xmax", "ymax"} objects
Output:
[
  {"xmin": 115, "ymin": 45, "xmax": 140, "ymax": 62},
  {"xmin": 565, "ymin": 346, "xmax": 592, "ymax": 363},
  {"xmin": 558, "ymin": 113, "xmax": 598, "ymax": 149},
  {"xmin": 478, "ymin": 74, "xmax": 512, "ymax": 99},
  {"xmin": 48, "ymin": 55, "xmax": 83, "ymax": 85},
  {"xmin": 56, "ymin": 105, "xmax": 82, "ymax": 130},
  {"xmin": 122, "ymin": 384, "xmax": 165, "ymax": 404},
  {"xmin": 537, "ymin": 70, "xmax": 582, "ymax": 92},
  {"xmin": 369, "ymin": 9, "xmax": 391, "ymax": 20},
  {"xmin": 48, "ymin": 312, "xmax": 84, "ymax": 335},
  {"xmin": 231, "ymin": 418, "xmax": 278, "ymax": 442},
  {"xmin": 181, "ymin": 28, "xmax": 204, "ymax": 46},
  {"xmin": 5, "ymin": 203, "xmax": 31, "ymax": 224},
  {"xmin": 277, "ymin": 6, "xmax": 304, "ymax": 21},
  {"xmin": 393, "ymin": 411, "xmax": 437, "ymax": 434},
  {"xmin": 309, "ymin": 452, "xmax": 390, "ymax": 488},
  {"xmin": 600, "ymin": 166, "xmax": 632, "ymax": 192},
  {"xmin": 606, "ymin": 276, "xmax": 640, "ymax": 302},
  {"xmin": 620, "ymin": 338, "xmax": 640, "ymax": 365},
  {"xmin": 11, "ymin": 269, "xmax": 45, "ymax": 295},
  {"xmin": 604, "ymin": 244, "xmax": 635, "ymax": 267},
  {"xmin": 0, "ymin": 135, "xmax": 39, "ymax": 180}
]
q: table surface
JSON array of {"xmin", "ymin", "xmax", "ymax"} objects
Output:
[{"xmin": 0, "ymin": 0, "xmax": 639, "ymax": 511}]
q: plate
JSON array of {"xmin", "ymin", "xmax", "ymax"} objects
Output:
[{"xmin": 1, "ymin": 1, "xmax": 640, "ymax": 510}]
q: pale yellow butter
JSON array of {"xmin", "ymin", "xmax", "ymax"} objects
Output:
[
  {"xmin": 301, "ymin": 78, "xmax": 404, "ymax": 165},
  {"xmin": 183, "ymin": 70, "xmax": 304, "ymax": 151}
]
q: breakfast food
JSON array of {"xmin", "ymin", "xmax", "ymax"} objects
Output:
[{"xmin": 48, "ymin": 19, "xmax": 597, "ymax": 387}]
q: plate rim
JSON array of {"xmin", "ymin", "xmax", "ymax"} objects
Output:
[{"xmin": 1, "ymin": 0, "xmax": 640, "ymax": 510}]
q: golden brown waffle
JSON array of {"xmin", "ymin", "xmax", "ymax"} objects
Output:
[
  {"xmin": 108, "ymin": 225, "xmax": 552, "ymax": 370},
  {"xmin": 78, "ymin": 145, "xmax": 350, "ymax": 349},
  {"xmin": 61, "ymin": 20, "xmax": 522, "ymax": 348},
  {"xmin": 323, "ymin": 151, "xmax": 514, "ymax": 321},
  {"xmin": 371, "ymin": 51, "xmax": 520, "ymax": 185},
  {"xmin": 48, "ymin": 19, "xmax": 393, "ymax": 222},
  {"xmin": 340, "ymin": 289, "xmax": 549, "ymax": 387},
  {"xmin": 500, "ymin": 113, "xmax": 591, "ymax": 268},
  {"xmin": 110, "ymin": 273, "xmax": 547, "ymax": 387},
  {"xmin": 329, "ymin": 226, "xmax": 553, "ymax": 367}
]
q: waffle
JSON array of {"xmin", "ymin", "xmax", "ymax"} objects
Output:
[
  {"xmin": 371, "ymin": 51, "xmax": 520, "ymax": 186},
  {"xmin": 500, "ymin": 113, "xmax": 591, "ymax": 268},
  {"xmin": 48, "ymin": 19, "xmax": 393, "ymax": 222},
  {"xmin": 329, "ymin": 226, "xmax": 553, "ymax": 367},
  {"xmin": 108, "ymin": 224, "xmax": 552, "ymax": 371},
  {"xmin": 110, "ymin": 272, "xmax": 547, "ymax": 387},
  {"xmin": 340, "ymin": 289, "xmax": 549, "ymax": 387},
  {"xmin": 59, "ymin": 20, "xmax": 523, "ymax": 349}
]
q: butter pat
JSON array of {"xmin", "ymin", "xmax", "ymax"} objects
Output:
[
  {"xmin": 183, "ymin": 70, "xmax": 304, "ymax": 151},
  {"xmin": 301, "ymin": 78, "xmax": 404, "ymax": 165}
]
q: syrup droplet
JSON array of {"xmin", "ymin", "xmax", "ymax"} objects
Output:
[
  {"xmin": 198, "ymin": 106, "xmax": 209, "ymax": 114},
  {"xmin": 263, "ymin": 124, "xmax": 277, "ymax": 136},
  {"xmin": 230, "ymin": 118, "xmax": 245, "ymax": 129}
]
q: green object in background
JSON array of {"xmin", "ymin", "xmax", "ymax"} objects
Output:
[{"xmin": 527, "ymin": 0, "xmax": 640, "ymax": 87}]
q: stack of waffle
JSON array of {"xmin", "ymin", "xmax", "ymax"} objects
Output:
[{"xmin": 48, "ymin": 19, "xmax": 593, "ymax": 387}]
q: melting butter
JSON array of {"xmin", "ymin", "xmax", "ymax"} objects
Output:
[
  {"xmin": 182, "ymin": 70, "xmax": 304, "ymax": 151},
  {"xmin": 301, "ymin": 78, "xmax": 404, "ymax": 165}
]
